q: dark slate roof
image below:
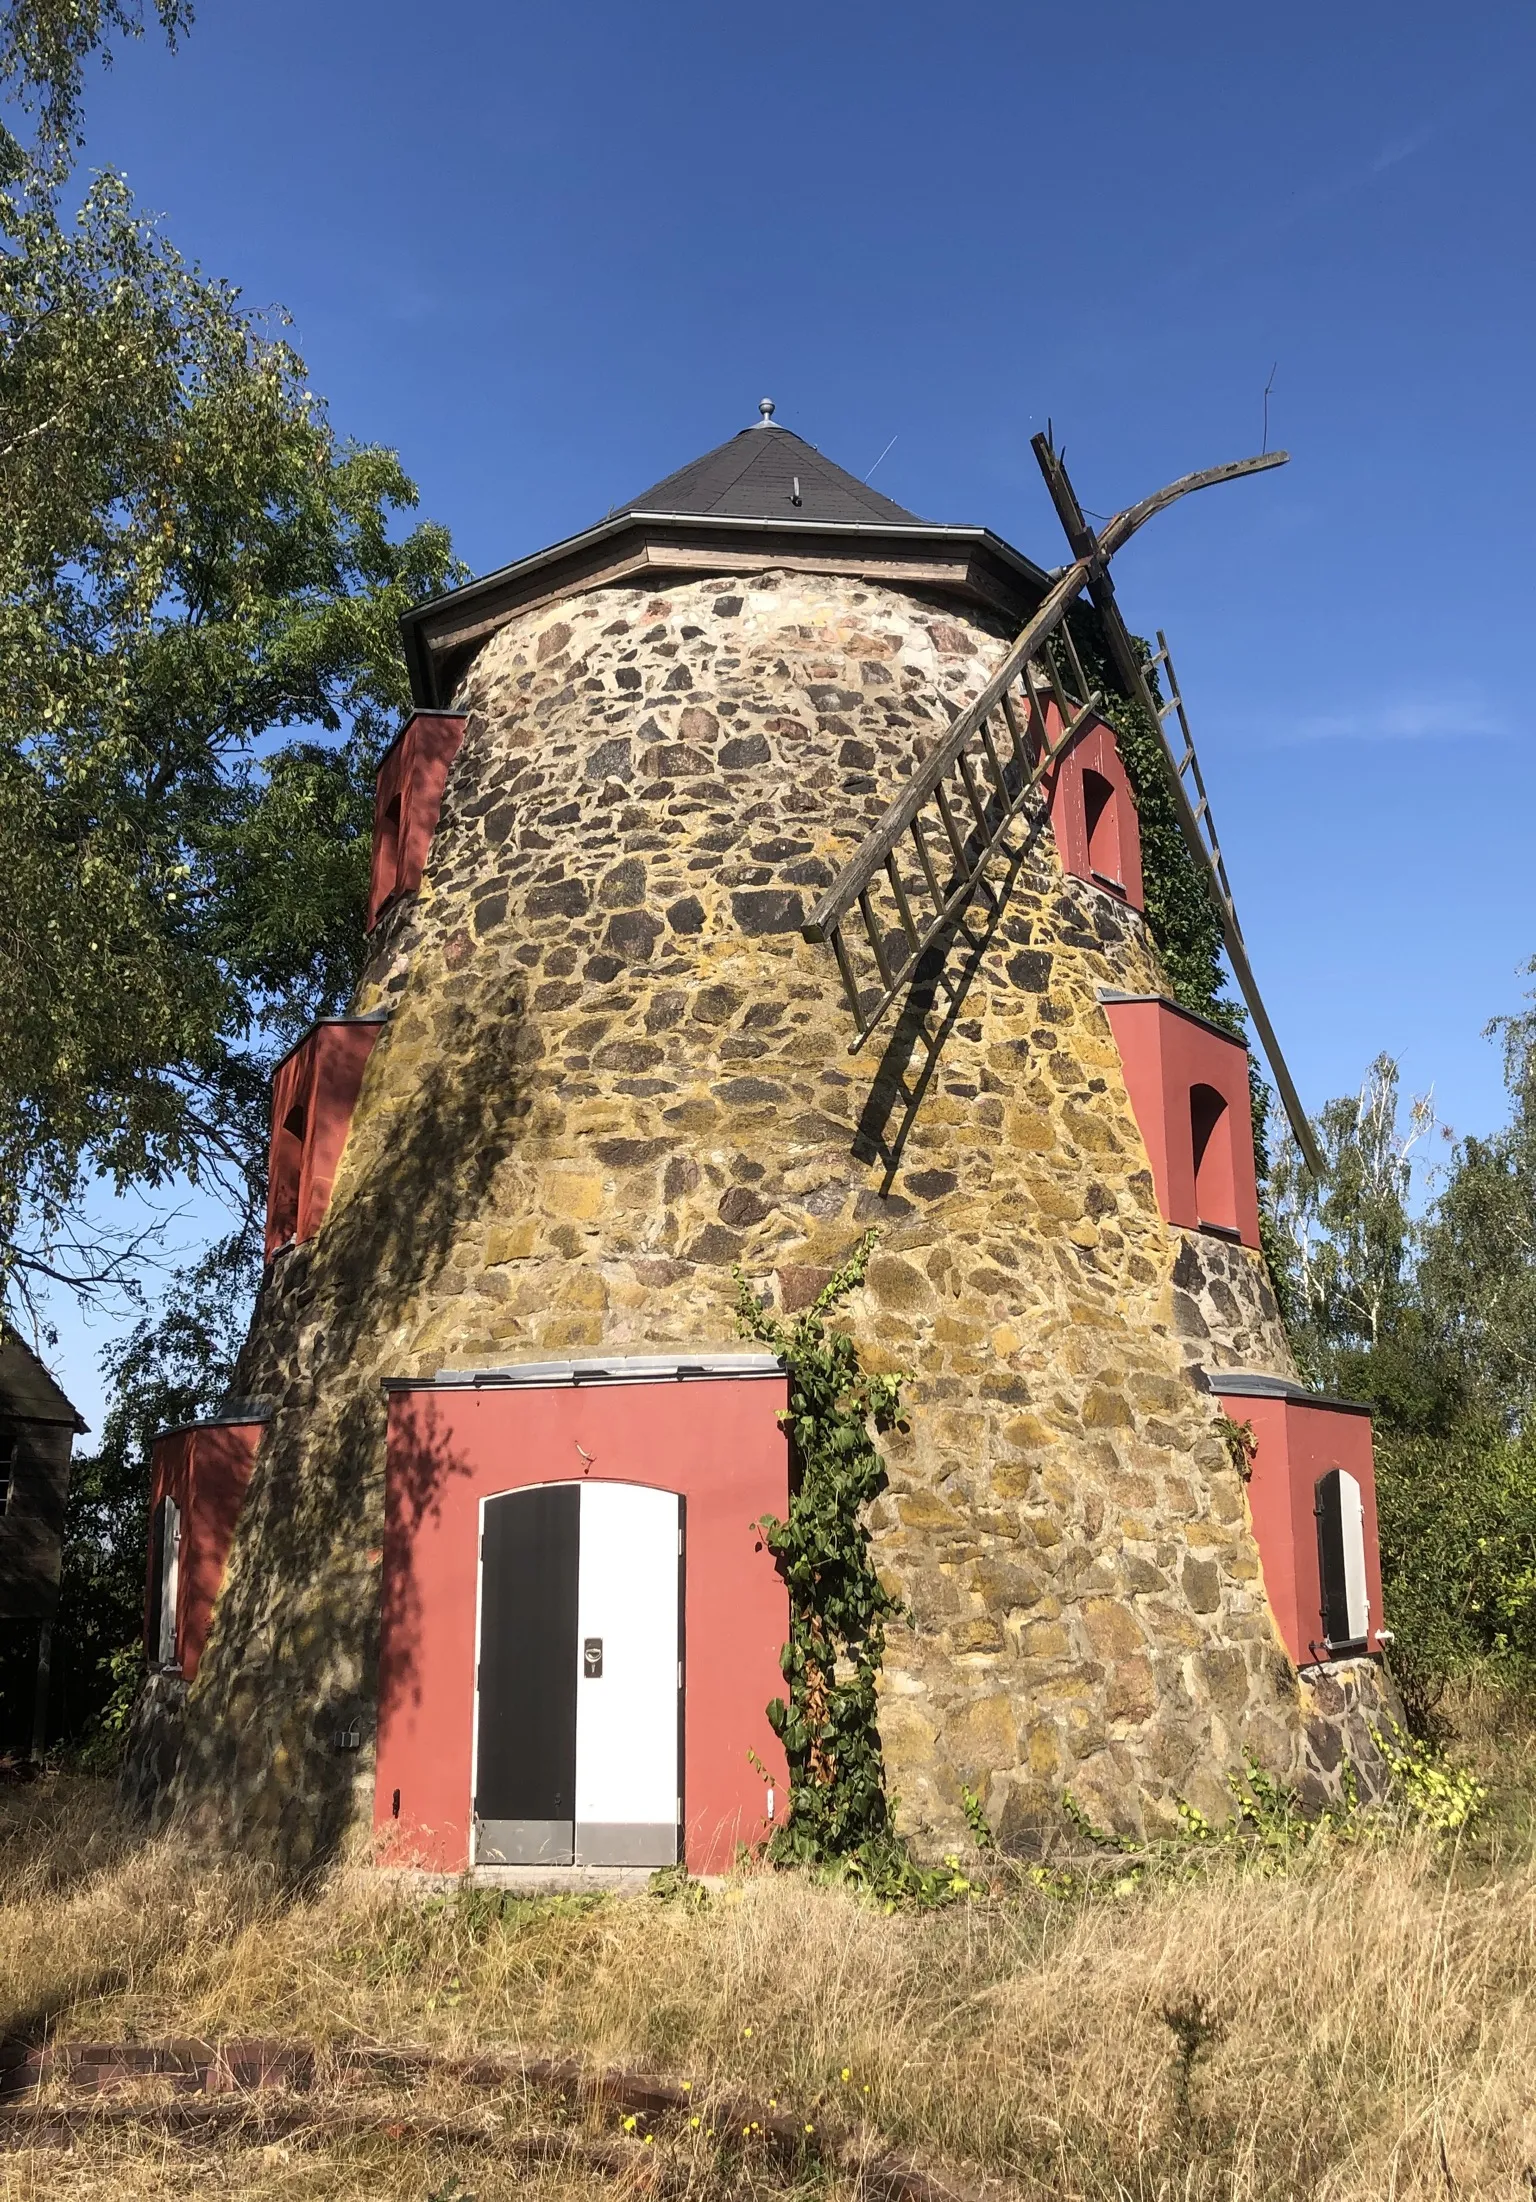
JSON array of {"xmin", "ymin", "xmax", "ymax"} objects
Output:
[{"xmin": 621, "ymin": 417, "xmax": 924, "ymax": 527}]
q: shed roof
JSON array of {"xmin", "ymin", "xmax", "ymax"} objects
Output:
[{"xmin": 0, "ymin": 1329, "xmax": 87, "ymax": 1432}]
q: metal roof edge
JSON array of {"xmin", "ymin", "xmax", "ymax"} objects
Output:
[
  {"xmin": 1197, "ymin": 1366, "xmax": 1374, "ymax": 1417},
  {"xmin": 382, "ymin": 1351, "xmax": 787, "ymax": 1394},
  {"xmin": 375, "ymin": 704, "xmax": 470, "ymax": 776},
  {"xmin": 153, "ymin": 1403, "xmax": 274, "ymax": 1440},
  {"xmin": 1097, "ymin": 989, "xmax": 1251, "ymax": 1051},
  {"xmin": 271, "ymin": 1006, "xmax": 391, "ymax": 1077}
]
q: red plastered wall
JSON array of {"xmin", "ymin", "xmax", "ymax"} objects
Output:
[
  {"xmin": 1217, "ymin": 1390, "xmax": 1384, "ymax": 1668},
  {"xmin": 366, "ymin": 711, "xmax": 467, "ymax": 930},
  {"xmin": 1042, "ymin": 711, "xmax": 1144, "ymax": 911},
  {"xmin": 1102, "ymin": 996, "xmax": 1261, "ymax": 1247},
  {"xmin": 145, "ymin": 1420, "xmax": 264, "ymax": 1679},
  {"xmin": 375, "ymin": 1376, "xmax": 791, "ymax": 1875},
  {"xmin": 264, "ymin": 1018, "xmax": 385, "ymax": 1261}
]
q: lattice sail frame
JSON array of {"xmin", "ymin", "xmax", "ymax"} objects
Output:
[{"xmin": 801, "ymin": 442, "xmax": 1324, "ymax": 1175}]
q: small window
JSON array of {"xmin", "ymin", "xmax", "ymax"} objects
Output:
[
  {"xmin": 1315, "ymin": 1468, "xmax": 1369, "ymax": 1651},
  {"xmin": 153, "ymin": 1494, "xmax": 182, "ymax": 1669},
  {"xmin": 0, "ymin": 1434, "xmax": 15, "ymax": 1515},
  {"xmin": 1082, "ymin": 768, "xmax": 1124, "ymax": 893},
  {"xmin": 1190, "ymin": 1083, "xmax": 1239, "ymax": 1236}
]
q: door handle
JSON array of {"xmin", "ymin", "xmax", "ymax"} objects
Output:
[{"xmin": 583, "ymin": 1637, "xmax": 603, "ymax": 1678}]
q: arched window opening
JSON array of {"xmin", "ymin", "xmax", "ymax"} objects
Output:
[
  {"xmin": 1315, "ymin": 1468, "xmax": 1369, "ymax": 1652},
  {"xmin": 1082, "ymin": 768, "xmax": 1124, "ymax": 893},
  {"xmin": 1190, "ymin": 1082, "xmax": 1239, "ymax": 1235}
]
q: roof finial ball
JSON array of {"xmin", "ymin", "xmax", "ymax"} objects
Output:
[{"xmin": 758, "ymin": 396, "xmax": 776, "ymax": 425}]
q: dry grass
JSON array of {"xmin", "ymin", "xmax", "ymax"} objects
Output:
[{"xmin": 3, "ymin": 1774, "xmax": 1536, "ymax": 2198}]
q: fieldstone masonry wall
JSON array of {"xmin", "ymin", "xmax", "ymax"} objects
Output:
[{"xmin": 153, "ymin": 566, "xmax": 1393, "ymax": 1868}]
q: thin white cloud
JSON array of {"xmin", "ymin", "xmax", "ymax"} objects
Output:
[
  {"xmin": 1270, "ymin": 692, "xmax": 1509, "ymax": 745},
  {"xmin": 1370, "ymin": 121, "xmax": 1441, "ymax": 175}
]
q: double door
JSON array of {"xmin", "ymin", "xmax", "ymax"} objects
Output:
[{"xmin": 473, "ymin": 1482, "xmax": 682, "ymax": 1868}]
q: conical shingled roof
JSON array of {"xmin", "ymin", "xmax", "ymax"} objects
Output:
[{"xmin": 622, "ymin": 412, "xmax": 923, "ymax": 527}]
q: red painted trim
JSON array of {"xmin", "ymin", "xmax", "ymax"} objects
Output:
[
  {"xmin": 374, "ymin": 1378, "xmax": 791, "ymax": 1875},
  {"xmin": 1102, "ymin": 997, "xmax": 1261, "ymax": 1247},
  {"xmin": 264, "ymin": 1020, "xmax": 386, "ymax": 1262},
  {"xmin": 1217, "ymin": 1391, "xmax": 1385, "ymax": 1668},
  {"xmin": 366, "ymin": 712, "xmax": 467, "ymax": 930},
  {"xmin": 1041, "ymin": 709, "xmax": 1144, "ymax": 912},
  {"xmin": 145, "ymin": 1422, "xmax": 265, "ymax": 1679}
]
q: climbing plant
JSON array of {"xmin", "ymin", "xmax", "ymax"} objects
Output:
[{"xmin": 733, "ymin": 1230, "xmax": 905, "ymax": 1864}]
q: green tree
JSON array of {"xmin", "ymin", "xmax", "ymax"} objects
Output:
[
  {"xmin": 0, "ymin": 169, "xmax": 460, "ymax": 1321},
  {"xmin": 1269, "ymin": 1054, "xmax": 1436, "ymax": 1393},
  {"xmin": 1273, "ymin": 1000, "xmax": 1536, "ymax": 1717},
  {"xmin": 0, "ymin": 0, "xmax": 464, "ymax": 1737},
  {"xmin": 0, "ymin": 0, "xmax": 188, "ymax": 180},
  {"xmin": 1417, "ymin": 970, "xmax": 1536, "ymax": 1433}
]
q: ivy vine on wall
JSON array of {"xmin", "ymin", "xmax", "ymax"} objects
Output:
[{"xmin": 733, "ymin": 1229, "xmax": 905, "ymax": 1863}]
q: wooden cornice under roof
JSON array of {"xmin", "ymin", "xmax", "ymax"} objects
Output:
[{"xmin": 399, "ymin": 511, "xmax": 1057, "ymax": 709}]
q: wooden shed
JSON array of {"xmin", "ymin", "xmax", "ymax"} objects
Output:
[{"xmin": 0, "ymin": 1329, "xmax": 86, "ymax": 1757}]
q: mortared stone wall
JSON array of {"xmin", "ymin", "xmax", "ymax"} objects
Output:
[{"xmin": 151, "ymin": 567, "xmax": 1392, "ymax": 1868}]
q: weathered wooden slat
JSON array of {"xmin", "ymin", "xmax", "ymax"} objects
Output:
[
  {"xmin": 802, "ymin": 557, "xmax": 1097, "ymax": 944},
  {"xmin": 830, "ymin": 924, "xmax": 861, "ymax": 1020},
  {"xmin": 1057, "ymin": 618, "xmax": 1094, "ymax": 706},
  {"xmin": 978, "ymin": 713, "xmax": 1010, "ymax": 802},
  {"xmin": 933, "ymin": 779, "xmax": 969, "ymax": 871},
  {"xmin": 1041, "ymin": 639, "xmax": 1076, "ymax": 729},
  {"xmin": 957, "ymin": 749, "xmax": 991, "ymax": 838},
  {"xmin": 858, "ymin": 887, "xmax": 897, "ymax": 991},
  {"xmin": 800, "ymin": 440, "xmax": 1304, "ymax": 1109},
  {"xmin": 1000, "ymin": 686, "xmax": 1031, "ymax": 771},
  {"xmin": 828, "ymin": 701, "xmax": 1102, "ymax": 1049},
  {"xmin": 909, "ymin": 814, "xmax": 946, "ymax": 912},
  {"xmin": 884, "ymin": 851, "xmax": 921, "ymax": 950}
]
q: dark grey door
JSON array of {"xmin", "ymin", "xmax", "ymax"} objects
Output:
[{"xmin": 474, "ymin": 1484, "xmax": 580, "ymax": 1863}]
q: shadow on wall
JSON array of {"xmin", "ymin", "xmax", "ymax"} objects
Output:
[
  {"xmin": 856, "ymin": 819, "xmax": 1049, "ymax": 1183},
  {"xmin": 177, "ymin": 993, "xmax": 533, "ymax": 1879},
  {"xmin": 377, "ymin": 1392, "xmax": 475, "ymax": 1740}
]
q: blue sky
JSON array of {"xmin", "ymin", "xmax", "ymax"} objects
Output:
[{"xmin": 39, "ymin": 0, "xmax": 1536, "ymax": 1422}]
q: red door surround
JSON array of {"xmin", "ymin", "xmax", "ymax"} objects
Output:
[{"xmin": 374, "ymin": 1356, "xmax": 792, "ymax": 1876}]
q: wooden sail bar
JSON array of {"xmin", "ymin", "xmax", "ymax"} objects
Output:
[
  {"xmin": 800, "ymin": 446, "xmax": 1322, "ymax": 1174},
  {"xmin": 802, "ymin": 450, "xmax": 1287, "ymax": 960},
  {"xmin": 1030, "ymin": 435, "xmax": 1323, "ymax": 1177},
  {"xmin": 802, "ymin": 562, "xmax": 1096, "ymax": 958}
]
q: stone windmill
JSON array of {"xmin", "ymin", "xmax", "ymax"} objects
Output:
[{"xmin": 129, "ymin": 404, "xmax": 1393, "ymax": 1874}]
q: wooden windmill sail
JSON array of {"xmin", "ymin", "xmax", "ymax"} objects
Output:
[{"xmin": 801, "ymin": 436, "xmax": 1324, "ymax": 1176}]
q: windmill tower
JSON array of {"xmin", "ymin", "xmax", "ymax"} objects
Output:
[{"xmin": 130, "ymin": 406, "xmax": 1396, "ymax": 1873}]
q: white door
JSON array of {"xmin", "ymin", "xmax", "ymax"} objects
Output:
[
  {"xmin": 573, "ymin": 1484, "xmax": 680, "ymax": 1867},
  {"xmin": 1316, "ymin": 1467, "xmax": 1370, "ymax": 1651},
  {"xmin": 1337, "ymin": 1470, "xmax": 1370, "ymax": 1644},
  {"xmin": 157, "ymin": 1496, "xmax": 181, "ymax": 1668}
]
